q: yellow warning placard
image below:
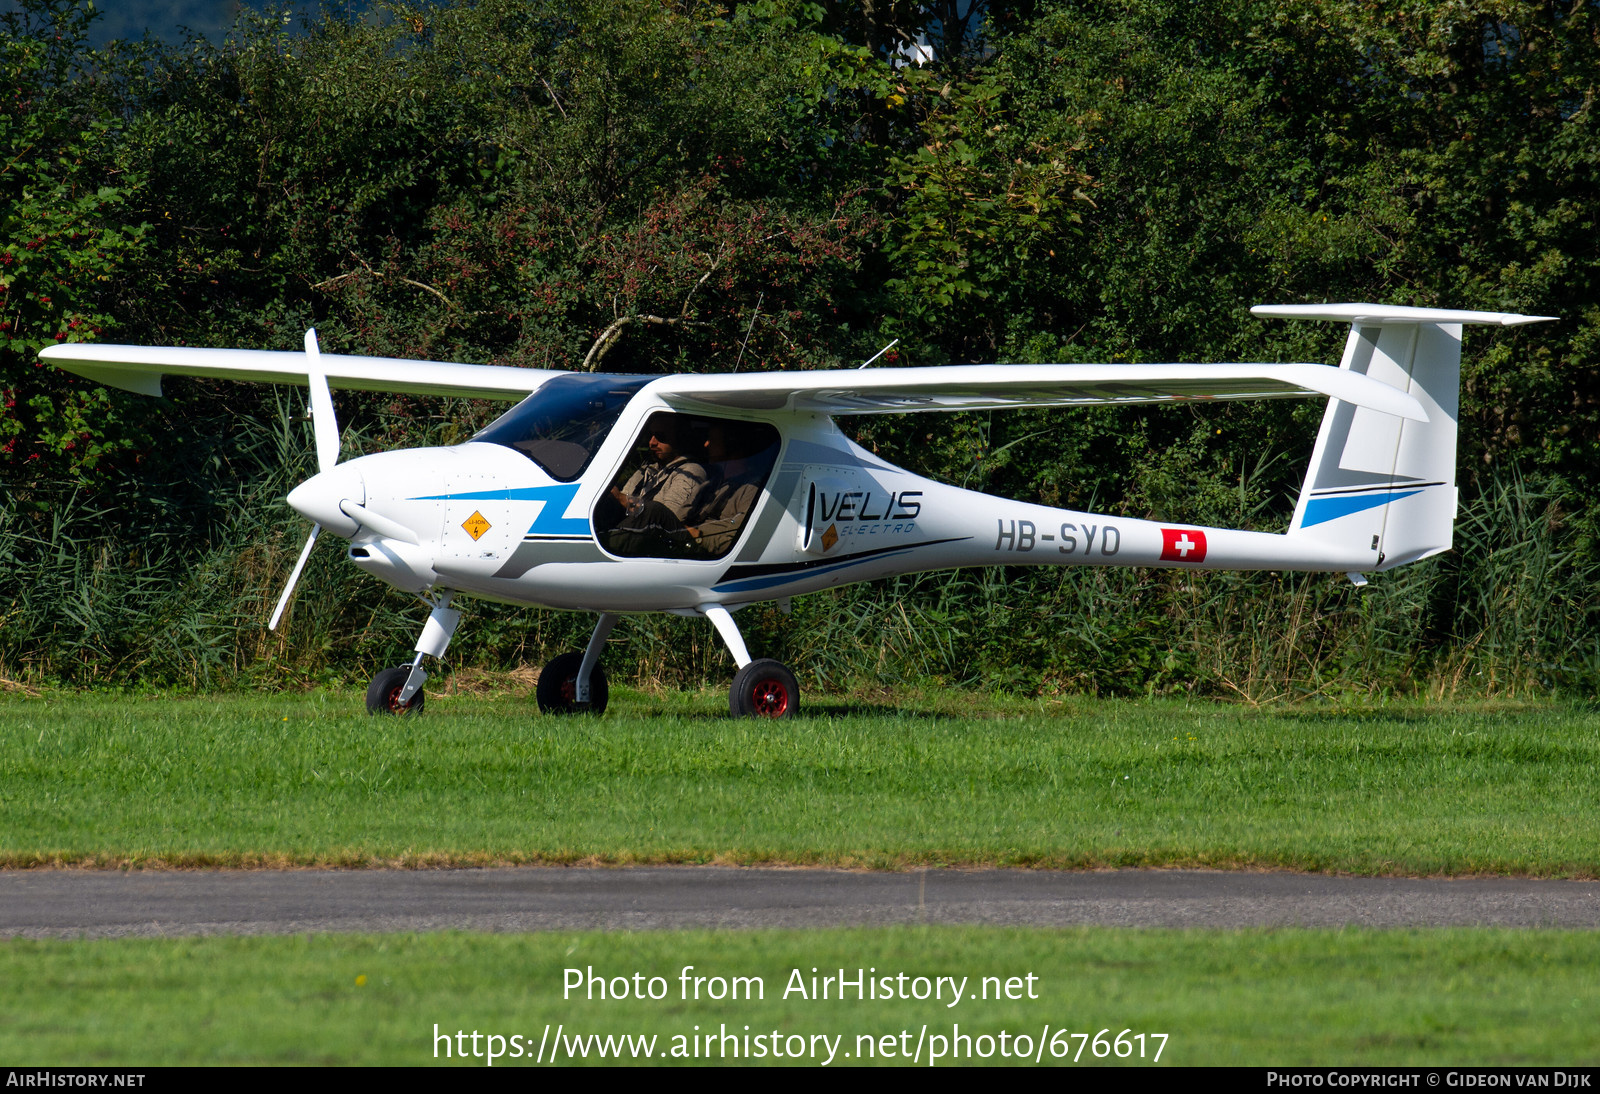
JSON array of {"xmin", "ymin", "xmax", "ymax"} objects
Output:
[
  {"xmin": 462, "ymin": 511, "xmax": 492, "ymax": 541},
  {"xmin": 820, "ymin": 523, "xmax": 838, "ymax": 552}
]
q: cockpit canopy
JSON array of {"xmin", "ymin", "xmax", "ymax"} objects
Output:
[{"xmin": 471, "ymin": 373, "xmax": 653, "ymax": 481}]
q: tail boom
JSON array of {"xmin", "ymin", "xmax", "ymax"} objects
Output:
[
  {"xmin": 901, "ymin": 484, "xmax": 1383, "ymax": 577},
  {"xmin": 977, "ymin": 505, "xmax": 1378, "ymax": 574}
]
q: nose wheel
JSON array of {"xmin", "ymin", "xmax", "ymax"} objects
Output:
[
  {"xmin": 729, "ymin": 659, "xmax": 799, "ymax": 719},
  {"xmin": 366, "ymin": 664, "xmax": 425, "ymax": 715},
  {"xmin": 365, "ymin": 593, "xmax": 458, "ymax": 716}
]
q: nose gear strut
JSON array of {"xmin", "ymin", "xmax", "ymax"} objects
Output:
[{"xmin": 366, "ymin": 591, "xmax": 459, "ymax": 716}]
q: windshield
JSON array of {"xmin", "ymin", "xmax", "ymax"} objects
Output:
[{"xmin": 472, "ymin": 373, "xmax": 654, "ymax": 481}]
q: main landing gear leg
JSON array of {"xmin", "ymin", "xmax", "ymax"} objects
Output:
[
  {"xmin": 366, "ymin": 592, "xmax": 459, "ymax": 715},
  {"xmin": 702, "ymin": 604, "xmax": 799, "ymax": 720},
  {"xmin": 537, "ymin": 612, "xmax": 614, "ymax": 715},
  {"xmin": 575, "ymin": 613, "xmax": 616, "ymax": 705}
]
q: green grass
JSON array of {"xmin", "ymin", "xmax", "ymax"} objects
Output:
[
  {"xmin": 3, "ymin": 927, "xmax": 1598, "ymax": 1065},
  {"xmin": 2, "ymin": 690, "xmax": 1599, "ymax": 873}
]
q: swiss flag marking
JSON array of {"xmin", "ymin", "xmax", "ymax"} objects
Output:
[{"xmin": 1160, "ymin": 528, "xmax": 1207, "ymax": 563}]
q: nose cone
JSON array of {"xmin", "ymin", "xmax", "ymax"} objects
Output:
[{"xmin": 287, "ymin": 464, "xmax": 365, "ymax": 538}]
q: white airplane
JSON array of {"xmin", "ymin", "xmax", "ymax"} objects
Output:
[{"xmin": 40, "ymin": 303, "xmax": 1553, "ymax": 717}]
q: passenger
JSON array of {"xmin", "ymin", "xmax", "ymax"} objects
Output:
[
  {"xmin": 602, "ymin": 414, "xmax": 709, "ymax": 556},
  {"xmin": 685, "ymin": 424, "xmax": 768, "ymax": 558}
]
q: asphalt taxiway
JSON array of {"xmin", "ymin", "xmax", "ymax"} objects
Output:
[{"xmin": 2, "ymin": 867, "xmax": 1597, "ymax": 937}]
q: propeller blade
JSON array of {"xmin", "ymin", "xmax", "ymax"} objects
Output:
[
  {"xmin": 304, "ymin": 328, "xmax": 340, "ymax": 474},
  {"xmin": 268, "ymin": 522, "xmax": 321, "ymax": 631},
  {"xmin": 338, "ymin": 500, "xmax": 420, "ymax": 545}
]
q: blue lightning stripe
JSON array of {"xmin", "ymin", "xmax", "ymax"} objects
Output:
[
  {"xmin": 408, "ymin": 484, "xmax": 590, "ymax": 535},
  {"xmin": 1300, "ymin": 490, "xmax": 1423, "ymax": 529},
  {"xmin": 712, "ymin": 549, "xmax": 917, "ymax": 594}
]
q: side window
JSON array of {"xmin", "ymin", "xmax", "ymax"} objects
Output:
[{"xmin": 594, "ymin": 413, "xmax": 781, "ymax": 560}]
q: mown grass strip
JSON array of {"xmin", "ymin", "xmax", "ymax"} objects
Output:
[
  {"xmin": 3, "ymin": 927, "xmax": 1598, "ymax": 1066},
  {"xmin": 2, "ymin": 691, "xmax": 1598, "ymax": 874}
]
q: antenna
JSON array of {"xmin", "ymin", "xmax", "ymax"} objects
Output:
[
  {"xmin": 857, "ymin": 338, "xmax": 900, "ymax": 369},
  {"xmin": 732, "ymin": 292, "xmax": 764, "ymax": 373}
]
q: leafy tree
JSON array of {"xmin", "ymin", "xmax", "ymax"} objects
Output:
[
  {"xmin": 0, "ymin": 0, "xmax": 149, "ymax": 486},
  {"xmin": 103, "ymin": 0, "xmax": 888, "ymax": 371}
]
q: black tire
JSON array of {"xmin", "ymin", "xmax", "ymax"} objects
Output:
[
  {"xmin": 366, "ymin": 664, "xmax": 424, "ymax": 716},
  {"xmin": 536, "ymin": 651, "xmax": 609, "ymax": 714},
  {"xmin": 729, "ymin": 659, "xmax": 799, "ymax": 719}
]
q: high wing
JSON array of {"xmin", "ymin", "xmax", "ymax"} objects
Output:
[
  {"xmin": 652, "ymin": 362, "xmax": 1427, "ymax": 421},
  {"xmin": 40, "ymin": 344, "xmax": 1426, "ymax": 421},
  {"xmin": 37, "ymin": 343, "xmax": 561, "ymax": 401}
]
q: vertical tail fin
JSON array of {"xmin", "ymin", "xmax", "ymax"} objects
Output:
[{"xmin": 1252, "ymin": 304, "xmax": 1554, "ymax": 572}]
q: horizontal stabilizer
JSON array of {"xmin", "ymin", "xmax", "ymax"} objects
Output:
[
  {"xmin": 39, "ymin": 343, "xmax": 561, "ymax": 401},
  {"xmin": 1252, "ymin": 304, "xmax": 1557, "ymax": 327},
  {"xmin": 656, "ymin": 362, "xmax": 1426, "ymax": 420}
]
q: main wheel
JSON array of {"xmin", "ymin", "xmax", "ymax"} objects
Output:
[
  {"xmin": 536, "ymin": 651, "xmax": 609, "ymax": 714},
  {"xmin": 366, "ymin": 664, "xmax": 424, "ymax": 716},
  {"xmin": 729, "ymin": 659, "xmax": 799, "ymax": 719}
]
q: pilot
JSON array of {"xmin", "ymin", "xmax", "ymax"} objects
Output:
[
  {"xmin": 603, "ymin": 414, "xmax": 709, "ymax": 555},
  {"xmin": 685, "ymin": 424, "xmax": 768, "ymax": 557}
]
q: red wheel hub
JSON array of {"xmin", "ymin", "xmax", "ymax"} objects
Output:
[
  {"xmin": 385, "ymin": 685, "xmax": 408, "ymax": 713},
  {"xmin": 749, "ymin": 677, "xmax": 790, "ymax": 717}
]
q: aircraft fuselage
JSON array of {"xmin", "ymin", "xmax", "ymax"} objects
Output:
[{"xmin": 291, "ymin": 385, "xmax": 1373, "ymax": 620}]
